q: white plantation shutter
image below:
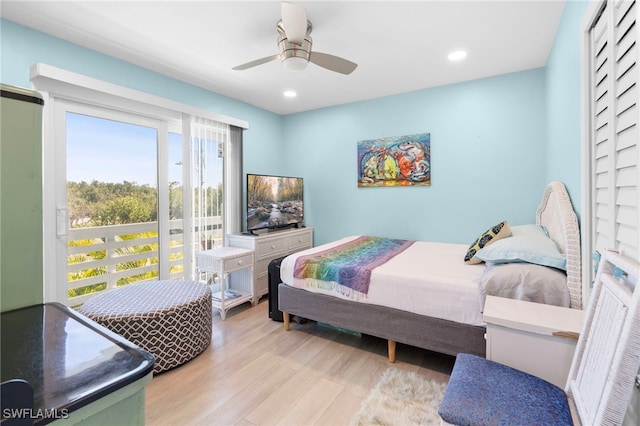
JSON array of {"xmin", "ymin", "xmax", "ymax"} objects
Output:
[
  {"xmin": 613, "ymin": 0, "xmax": 639, "ymax": 260},
  {"xmin": 583, "ymin": 5, "xmax": 640, "ymax": 423},
  {"xmin": 583, "ymin": 0, "xmax": 640, "ymax": 291},
  {"xmin": 591, "ymin": 3, "xmax": 613, "ymax": 256}
]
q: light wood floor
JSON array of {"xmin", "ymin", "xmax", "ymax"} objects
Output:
[{"xmin": 145, "ymin": 299, "xmax": 455, "ymax": 426}]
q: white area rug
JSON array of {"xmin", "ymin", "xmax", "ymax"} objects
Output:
[{"xmin": 350, "ymin": 368, "xmax": 448, "ymax": 426}]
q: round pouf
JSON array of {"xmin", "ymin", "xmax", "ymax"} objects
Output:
[{"xmin": 78, "ymin": 280, "xmax": 212, "ymax": 374}]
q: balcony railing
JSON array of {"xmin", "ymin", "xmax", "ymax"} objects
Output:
[{"xmin": 67, "ymin": 217, "xmax": 222, "ymax": 306}]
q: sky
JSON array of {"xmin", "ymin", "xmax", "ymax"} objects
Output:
[{"xmin": 66, "ymin": 112, "xmax": 183, "ymax": 186}]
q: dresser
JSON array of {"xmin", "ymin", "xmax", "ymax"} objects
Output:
[{"xmin": 227, "ymin": 227, "xmax": 313, "ymax": 300}]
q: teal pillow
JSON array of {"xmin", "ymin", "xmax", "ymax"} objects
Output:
[{"xmin": 474, "ymin": 233, "xmax": 566, "ymax": 270}]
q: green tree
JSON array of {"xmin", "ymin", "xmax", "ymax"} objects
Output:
[
  {"xmin": 169, "ymin": 181, "xmax": 183, "ymax": 219},
  {"xmin": 67, "ymin": 180, "xmax": 158, "ymax": 228},
  {"xmin": 94, "ymin": 196, "xmax": 153, "ymax": 225}
]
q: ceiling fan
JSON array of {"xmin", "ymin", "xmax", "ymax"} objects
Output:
[{"xmin": 232, "ymin": 1, "xmax": 358, "ymax": 75}]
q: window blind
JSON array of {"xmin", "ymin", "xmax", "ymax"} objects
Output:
[{"xmin": 182, "ymin": 115, "xmax": 230, "ymax": 278}]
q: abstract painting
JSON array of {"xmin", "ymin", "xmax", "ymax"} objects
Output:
[{"xmin": 357, "ymin": 133, "xmax": 430, "ymax": 187}]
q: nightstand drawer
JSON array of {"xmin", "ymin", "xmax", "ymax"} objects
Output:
[{"xmin": 224, "ymin": 254, "xmax": 254, "ymax": 272}]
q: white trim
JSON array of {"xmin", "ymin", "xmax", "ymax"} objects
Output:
[
  {"xmin": 580, "ymin": 1, "xmax": 594, "ymax": 307},
  {"xmin": 30, "ymin": 63, "xmax": 249, "ymax": 129},
  {"xmin": 580, "ymin": 0, "xmax": 605, "ymax": 31},
  {"xmin": 52, "ymin": 100, "xmax": 68, "ymax": 304},
  {"xmin": 41, "ymin": 91, "xmax": 62, "ymax": 303},
  {"xmin": 580, "ymin": 0, "xmax": 607, "ymax": 306},
  {"xmin": 158, "ymin": 121, "xmax": 170, "ymax": 280}
]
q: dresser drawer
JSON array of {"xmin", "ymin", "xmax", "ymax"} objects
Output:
[
  {"xmin": 256, "ymin": 274, "xmax": 268, "ymax": 298},
  {"xmin": 288, "ymin": 231, "xmax": 312, "ymax": 251},
  {"xmin": 256, "ymin": 257, "xmax": 273, "ymax": 275},
  {"xmin": 256, "ymin": 238, "xmax": 288, "ymax": 258},
  {"xmin": 223, "ymin": 254, "xmax": 253, "ymax": 272}
]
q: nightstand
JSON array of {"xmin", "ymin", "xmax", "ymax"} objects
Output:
[
  {"xmin": 227, "ymin": 227, "xmax": 313, "ymax": 300},
  {"xmin": 195, "ymin": 247, "xmax": 255, "ymax": 320},
  {"xmin": 483, "ymin": 295, "xmax": 585, "ymax": 388}
]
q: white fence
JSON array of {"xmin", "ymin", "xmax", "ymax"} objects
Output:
[{"xmin": 67, "ymin": 217, "xmax": 222, "ymax": 305}]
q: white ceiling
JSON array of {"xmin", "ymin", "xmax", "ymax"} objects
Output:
[{"xmin": 1, "ymin": 1, "xmax": 566, "ymax": 115}]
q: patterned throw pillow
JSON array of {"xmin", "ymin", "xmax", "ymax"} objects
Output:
[{"xmin": 464, "ymin": 221, "xmax": 511, "ymax": 264}]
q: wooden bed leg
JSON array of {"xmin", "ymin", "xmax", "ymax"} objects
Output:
[
  {"xmin": 388, "ymin": 340, "xmax": 396, "ymax": 363},
  {"xmin": 283, "ymin": 312, "xmax": 290, "ymax": 331}
]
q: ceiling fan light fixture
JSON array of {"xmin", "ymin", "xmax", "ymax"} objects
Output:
[
  {"xmin": 232, "ymin": 4, "xmax": 358, "ymax": 75},
  {"xmin": 278, "ymin": 24, "xmax": 312, "ymax": 71},
  {"xmin": 282, "ymin": 56, "xmax": 309, "ymax": 71}
]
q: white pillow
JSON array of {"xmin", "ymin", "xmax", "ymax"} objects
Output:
[
  {"xmin": 473, "ymin": 225, "xmax": 566, "ymax": 270},
  {"xmin": 478, "ymin": 262, "xmax": 570, "ymax": 308}
]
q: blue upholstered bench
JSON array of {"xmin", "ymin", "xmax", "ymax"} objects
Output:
[{"xmin": 438, "ymin": 354, "xmax": 572, "ymax": 425}]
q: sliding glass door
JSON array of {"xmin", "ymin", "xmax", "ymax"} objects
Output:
[
  {"xmin": 56, "ymin": 101, "xmax": 186, "ymax": 306},
  {"xmin": 32, "ymin": 67, "xmax": 243, "ymax": 307}
]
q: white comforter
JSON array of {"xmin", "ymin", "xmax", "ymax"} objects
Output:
[{"xmin": 280, "ymin": 236, "xmax": 486, "ymax": 326}]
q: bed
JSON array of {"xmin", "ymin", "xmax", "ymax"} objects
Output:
[{"xmin": 277, "ymin": 181, "xmax": 582, "ymax": 361}]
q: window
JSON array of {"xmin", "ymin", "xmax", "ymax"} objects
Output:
[{"xmin": 31, "ymin": 64, "xmax": 247, "ymax": 305}]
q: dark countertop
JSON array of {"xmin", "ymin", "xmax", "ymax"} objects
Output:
[{"xmin": 1, "ymin": 302, "xmax": 154, "ymax": 424}]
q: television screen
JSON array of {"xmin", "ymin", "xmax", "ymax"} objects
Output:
[{"xmin": 246, "ymin": 174, "xmax": 304, "ymax": 233}]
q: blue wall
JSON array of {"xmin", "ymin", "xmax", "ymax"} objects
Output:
[
  {"xmin": 545, "ymin": 0, "xmax": 589, "ymax": 218},
  {"xmin": 2, "ymin": 2, "xmax": 586, "ymax": 246},
  {"xmin": 0, "ymin": 19, "xmax": 285, "ymax": 179},
  {"xmin": 279, "ymin": 0, "xmax": 588, "ymax": 246},
  {"xmin": 283, "ymin": 70, "xmax": 548, "ymax": 245}
]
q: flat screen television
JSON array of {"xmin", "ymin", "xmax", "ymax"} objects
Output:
[{"xmin": 246, "ymin": 174, "xmax": 304, "ymax": 233}]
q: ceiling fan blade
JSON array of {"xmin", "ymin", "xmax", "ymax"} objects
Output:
[
  {"xmin": 309, "ymin": 52, "xmax": 358, "ymax": 75},
  {"xmin": 232, "ymin": 54, "xmax": 279, "ymax": 71},
  {"xmin": 281, "ymin": 1, "xmax": 307, "ymax": 44}
]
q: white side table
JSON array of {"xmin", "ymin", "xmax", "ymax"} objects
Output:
[
  {"xmin": 484, "ymin": 295, "xmax": 585, "ymax": 388},
  {"xmin": 195, "ymin": 247, "xmax": 255, "ymax": 320},
  {"xmin": 227, "ymin": 227, "xmax": 313, "ymax": 300}
]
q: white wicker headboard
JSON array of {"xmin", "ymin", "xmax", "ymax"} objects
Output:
[{"xmin": 536, "ymin": 181, "xmax": 582, "ymax": 309}]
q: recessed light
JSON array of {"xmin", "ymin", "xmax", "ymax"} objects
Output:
[
  {"xmin": 448, "ymin": 50, "xmax": 467, "ymax": 61},
  {"xmin": 283, "ymin": 90, "xmax": 297, "ymax": 98}
]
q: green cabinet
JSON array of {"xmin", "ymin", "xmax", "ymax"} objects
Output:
[{"xmin": 0, "ymin": 83, "xmax": 44, "ymax": 312}]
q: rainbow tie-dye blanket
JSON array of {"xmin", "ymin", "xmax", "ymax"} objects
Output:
[{"xmin": 293, "ymin": 236, "xmax": 415, "ymax": 299}]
